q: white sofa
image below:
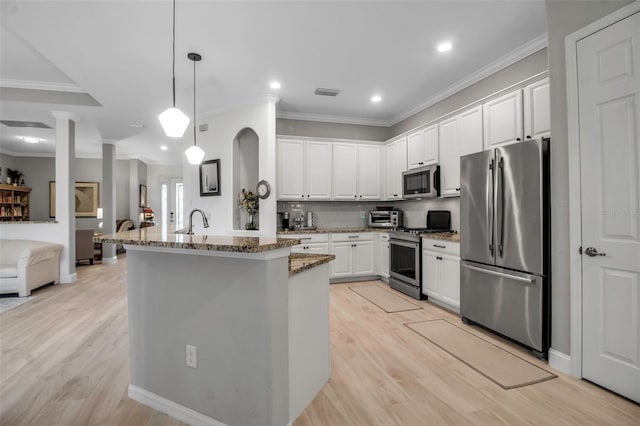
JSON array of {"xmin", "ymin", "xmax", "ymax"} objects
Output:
[{"xmin": 0, "ymin": 239, "xmax": 63, "ymax": 297}]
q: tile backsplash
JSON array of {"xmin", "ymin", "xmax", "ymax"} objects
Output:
[{"xmin": 277, "ymin": 197, "xmax": 460, "ymax": 230}]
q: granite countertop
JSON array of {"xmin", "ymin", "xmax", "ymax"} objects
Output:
[
  {"xmin": 95, "ymin": 226, "xmax": 300, "ymax": 254},
  {"xmin": 0, "ymin": 220, "xmax": 58, "ymax": 224},
  {"xmin": 420, "ymin": 232, "xmax": 460, "ymax": 242},
  {"xmin": 289, "ymin": 253, "xmax": 336, "ymax": 276},
  {"xmin": 277, "ymin": 227, "xmax": 386, "ymax": 234}
]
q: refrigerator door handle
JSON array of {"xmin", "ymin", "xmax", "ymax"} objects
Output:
[
  {"xmin": 488, "ymin": 158, "xmax": 495, "ymax": 256},
  {"xmin": 497, "ymin": 156, "xmax": 505, "ymax": 257},
  {"xmin": 463, "ymin": 264, "xmax": 534, "ymax": 284}
]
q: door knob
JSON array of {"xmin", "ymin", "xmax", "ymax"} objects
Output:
[{"xmin": 584, "ymin": 247, "xmax": 606, "ymax": 257}]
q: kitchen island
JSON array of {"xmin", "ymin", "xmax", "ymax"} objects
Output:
[{"xmin": 97, "ymin": 226, "xmax": 334, "ymax": 426}]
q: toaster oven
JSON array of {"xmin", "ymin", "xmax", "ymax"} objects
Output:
[{"xmin": 368, "ymin": 210, "xmax": 403, "ymax": 228}]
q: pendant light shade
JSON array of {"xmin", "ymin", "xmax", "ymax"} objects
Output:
[
  {"xmin": 159, "ymin": 107, "xmax": 190, "ymax": 137},
  {"xmin": 185, "ymin": 145, "xmax": 205, "ymax": 165},
  {"xmin": 159, "ymin": 0, "xmax": 189, "ymax": 138},
  {"xmin": 185, "ymin": 52, "xmax": 205, "ymax": 165}
]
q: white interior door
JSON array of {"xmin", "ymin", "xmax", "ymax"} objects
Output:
[{"xmin": 577, "ymin": 11, "xmax": 640, "ymax": 402}]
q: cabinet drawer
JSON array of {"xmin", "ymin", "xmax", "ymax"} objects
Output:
[
  {"xmin": 286, "ymin": 233, "xmax": 329, "ymax": 244},
  {"xmin": 331, "ymin": 232, "xmax": 375, "ymax": 242},
  {"xmin": 422, "ymin": 238, "xmax": 460, "ymax": 256}
]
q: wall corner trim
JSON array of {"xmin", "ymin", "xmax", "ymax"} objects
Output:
[
  {"xmin": 128, "ymin": 385, "xmax": 227, "ymax": 426},
  {"xmin": 101, "ymin": 256, "xmax": 118, "ymax": 265},
  {"xmin": 548, "ymin": 348, "xmax": 572, "ymax": 376},
  {"xmin": 59, "ymin": 273, "xmax": 77, "ymax": 284}
]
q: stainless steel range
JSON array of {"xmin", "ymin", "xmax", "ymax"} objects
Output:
[{"xmin": 389, "ymin": 229, "xmax": 426, "ymax": 300}]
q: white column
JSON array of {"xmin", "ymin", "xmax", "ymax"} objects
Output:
[
  {"xmin": 102, "ymin": 144, "xmax": 117, "ymax": 263},
  {"xmin": 51, "ymin": 111, "xmax": 79, "ymax": 283},
  {"xmin": 129, "ymin": 159, "xmax": 140, "ymax": 228}
]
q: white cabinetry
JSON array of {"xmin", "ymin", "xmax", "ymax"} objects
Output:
[
  {"xmin": 523, "ymin": 77, "xmax": 550, "ymax": 140},
  {"xmin": 277, "ymin": 139, "xmax": 332, "ymax": 200},
  {"xmin": 439, "ymin": 105, "xmax": 483, "ymax": 197},
  {"xmin": 421, "ymin": 238, "xmax": 460, "ymax": 310},
  {"xmin": 407, "ymin": 124, "xmax": 438, "ymax": 169},
  {"xmin": 385, "ymin": 137, "xmax": 407, "ymax": 200},
  {"xmin": 483, "ymin": 89, "xmax": 523, "ymax": 149},
  {"xmin": 288, "ymin": 234, "xmax": 330, "ymax": 254},
  {"xmin": 333, "ymin": 144, "xmax": 382, "ymax": 200},
  {"xmin": 330, "ymin": 233, "xmax": 375, "ymax": 278},
  {"xmin": 377, "ymin": 232, "xmax": 390, "ymax": 278}
]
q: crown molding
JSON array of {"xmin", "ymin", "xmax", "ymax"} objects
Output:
[
  {"xmin": 0, "ymin": 78, "xmax": 86, "ymax": 93},
  {"xmin": 276, "ymin": 110, "xmax": 391, "ymax": 127},
  {"xmin": 50, "ymin": 111, "xmax": 81, "ymax": 122},
  {"xmin": 389, "ymin": 33, "xmax": 548, "ymax": 126}
]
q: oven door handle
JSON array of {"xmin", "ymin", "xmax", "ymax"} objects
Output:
[{"xmin": 390, "ymin": 239, "xmax": 420, "ymax": 249}]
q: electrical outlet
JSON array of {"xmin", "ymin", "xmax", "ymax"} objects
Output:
[{"xmin": 186, "ymin": 345, "xmax": 197, "ymax": 368}]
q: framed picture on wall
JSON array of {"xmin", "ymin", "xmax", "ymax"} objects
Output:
[
  {"xmin": 200, "ymin": 159, "xmax": 221, "ymax": 196},
  {"xmin": 140, "ymin": 184, "xmax": 147, "ymax": 208},
  {"xmin": 49, "ymin": 181, "xmax": 100, "ymax": 218}
]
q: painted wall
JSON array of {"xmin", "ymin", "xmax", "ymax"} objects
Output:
[
  {"xmin": 233, "ymin": 128, "xmax": 260, "ymax": 230},
  {"xmin": 545, "ymin": 0, "xmax": 634, "ymax": 355},
  {"xmin": 277, "ymin": 118, "xmax": 389, "ymax": 141},
  {"xmin": 390, "ymin": 48, "xmax": 549, "ymax": 136},
  {"xmin": 183, "ymin": 99, "xmax": 277, "ymax": 236},
  {"xmin": 0, "ymin": 153, "xmax": 131, "ymax": 228},
  {"xmin": 0, "ymin": 152, "xmax": 18, "ymax": 182},
  {"xmin": 129, "ymin": 159, "xmax": 148, "ymax": 227}
]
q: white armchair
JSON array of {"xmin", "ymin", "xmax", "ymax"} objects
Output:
[{"xmin": 0, "ymin": 239, "xmax": 63, "ymax": 297}]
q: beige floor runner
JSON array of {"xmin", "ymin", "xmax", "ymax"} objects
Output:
[
  {"xmin": 406, "ymin": 319, "xmax": 556, "ymax": 389},
  {"xmin": 350, "ymin": 285, "xmax": 422, "ymax": 313}
]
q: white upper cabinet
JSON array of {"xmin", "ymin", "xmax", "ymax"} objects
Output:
[
  {"xmin": 306, "ymin": 141, "xmax": 332, "ymax": 200},
  {"xmin": 333, "ymin": 143, "xmax": 382, "ymax": 200},
  {"xmin": 385, "ymin": 137, "xmax": 407, "ymax": 200},
  {"xmin": 523, "ymin": 77, "xmax": 550, "ymax": 141},
  {"xmin": 483, "ymin": 89, "xmax": 523, "ymax": 149},
  {"xmin": 332, "ymin": 143, "xmax": 359, "ymax": 200},
  {"xmin": 407, "ymin": 124, "xmax": 438, "ymax": 169},
  {"xmin": 277, "ymin": 139, "xmax": 332, "ymax": 200},
  {"xmin": 458, "ymin": 105, "xmax": 483, "ymax": 157},
  {"xmin": 357, "ymin": 144, "xmax": 382, "ymax": 200},
  {"xmin": 438, "ymin": 116, "xmax": 459, "ymax": 197},
  {"xmin": 277, "ymin": 139, "xmax": 305, "ymax": 200}
]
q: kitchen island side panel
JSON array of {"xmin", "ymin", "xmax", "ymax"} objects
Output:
[{"xmin": 126, "ymin": 248, "xmax": 289, "ymax": 426}]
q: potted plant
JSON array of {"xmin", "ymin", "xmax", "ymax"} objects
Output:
[
  {"xmin": 238, "ymin": 188, "xmax": 259, "ymax": 230},
  {"xmin": 6, "ymin": 169, "xmax": 23, "ymax": 186}
]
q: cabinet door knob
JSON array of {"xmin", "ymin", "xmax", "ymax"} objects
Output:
[
  {"xmin": 456, "ymin": 188, "xmax": 460, "ymax": 191},
  {"xmin": 516, "ymin": 137, "xmax": 521, "ymax": 141},
  {"xmin": 526, "ymin": 135, "xmax": 532, "ymax": 139}
]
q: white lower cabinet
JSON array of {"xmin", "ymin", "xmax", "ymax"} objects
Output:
[
  {"xmin": 421, "ymin": 238, "xmax": 460, "ymax": 310},
  {"xmin": 288, "ymin": 234, "xmax": 330, "ymax": 255},
  {"xmin": 329, "ymin": 233, "xmax": 375, "ymax": 278},
  {"xmin": 376, "ymin": 233, "xmax": 390, "ymax": 278}
]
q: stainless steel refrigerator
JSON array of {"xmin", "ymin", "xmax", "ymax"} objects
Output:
[{"xmin": 460, "ymin": 138, "xmax": 550, "ymax": 358}]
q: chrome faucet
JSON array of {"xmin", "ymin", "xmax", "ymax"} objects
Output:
[{"xmin": 186, "ymin": 209, "xmax": 210, "ymax": 235}]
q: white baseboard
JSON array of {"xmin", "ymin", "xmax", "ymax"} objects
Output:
[
  {"xmin": 102, "ymin": 256, "xmax": 118, "ymax": 264},
  {"xmin": 128, "ymin": 385, "xmax": 227, "ymax": 426},
  {"xmin": 548, "ymin": 348, "xmax": 572, "ymax": 375},
  {"xmin": 59, "ymin": 272, "xmax": 77, "ymax": 283}
]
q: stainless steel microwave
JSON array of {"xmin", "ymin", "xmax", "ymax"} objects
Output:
[{"xmin": 402, "ymin": 164, "xmax": 440, "ymax": 199}]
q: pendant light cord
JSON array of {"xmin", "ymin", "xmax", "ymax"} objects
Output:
[
  {"xmin": 172, "ymin": 0, "xmax": 176, "ymax": 108},
  {"xmin": 193, "ymin": 55, "xmax": 197, "ymax": 146}
]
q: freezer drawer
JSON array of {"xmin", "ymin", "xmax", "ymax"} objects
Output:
[{"xmin": 460, "ymin": 261, "xmax": 548, "ymax": 353}]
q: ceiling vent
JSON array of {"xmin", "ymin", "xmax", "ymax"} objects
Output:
[
  {"xmin": 0, "ymin": 120, "xmax": 52, "ymax": 129},
  {"xmin": 199, "ymin": 123, "xmax": 208, "ymax": 132},
  {"xmin": 314, "ymin": 88, "xmax": 341, "ymax": 97}
]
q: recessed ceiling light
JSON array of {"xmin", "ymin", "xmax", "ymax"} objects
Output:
[
  {"xmin": 21, "ymin": 136, "xmax": 40, "ymax": 144},
  {"xmin": 371, "ymin": 95, "xmax": 382, "ymax": 103},
  {"xmin": 160, "ymin": 145, "xmax": 168, "ymax": 151},
  {"xmin": 129, "ymin": 124, "xmax": 145, "ymax": 128},
  {"xmin": 437, "ymin": 42, "xmax": 452, "ymax": 53},
  {"xmin": 269, "ymin": 81, "xmax": 281, "ymax": 89}
]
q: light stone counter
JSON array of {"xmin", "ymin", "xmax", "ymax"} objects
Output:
[
  {"xmin": 277, "ymin": 227, "xmax": 387, "ymax": 234},
  {"xmin": 96, "ymin": 225, "xmax": 300, "ymax": 253},
  {"xmin": 289, "ymin": 253, "xmax": 336, "ymax": 276},
  {"xmin": 420, "ymin": 232, "xmax": 460, "ymax": 242}
]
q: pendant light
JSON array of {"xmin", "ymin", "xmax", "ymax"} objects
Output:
[
  {"xmin": 185, "ymin": 52, "xmax": 205, "ymax": 165},
  {"xmin": 158, "ymin": 0, "xmax": 190, "ymax": 138}
]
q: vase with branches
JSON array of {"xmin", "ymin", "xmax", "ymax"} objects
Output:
[{"xmin": 238, "ymin": 188, "xmax": 259, "ymax": 230}]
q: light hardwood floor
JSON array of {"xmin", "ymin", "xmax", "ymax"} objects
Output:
[{"xmin": 1, "ymin": 258, "xmax": 638, "ymax": 425}]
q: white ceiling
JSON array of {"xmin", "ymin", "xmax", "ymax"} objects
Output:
[{"xmin": 0, "ymin": 0, "xmax": 547, "ymax": 165}]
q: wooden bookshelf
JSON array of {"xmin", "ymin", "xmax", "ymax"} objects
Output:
[{"xmin": 0, "ymin": 184, "xmax": 31, "ymax": 221}]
